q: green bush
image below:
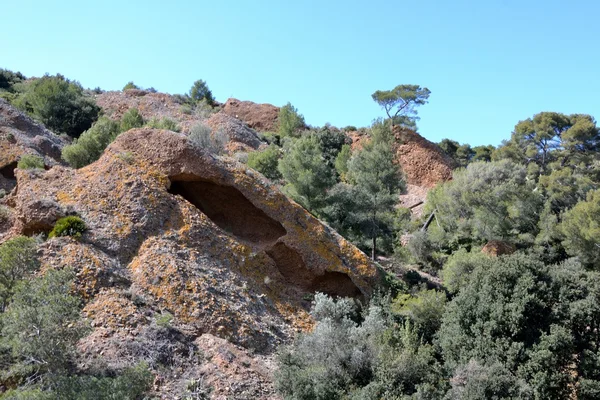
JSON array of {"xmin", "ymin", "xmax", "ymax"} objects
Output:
[
  {"xmin": 48, "ymin": 216, "xmax": 86, "ymax": 239},
  {"xmin": 278, "ymin": 102, "xmax": 305, "ymax": 137},
  {"xmin": 0, "ymin": 236, "xmax": 39, "ymax": 309},
  {"xmin": 146, "ymin": 117, "xmax": 180, "ymax": 132},
  {"xmin": 1, "ymin": 268, "xmax": 86, "ymax": 379},
  {"xmin": 122, "ymin": 81, "xmax": 140, "ymax": 91},
  {"xmin": 188, "ymin": 123, "xmax": 229, "ymax": 155},
  {"xmin": 17, "ymin": 154, "xmax": 44, "ymax": 170},
  {"xmin": 120, "ymin": 108, "xmax": 145, "ymax": 132},
  {"xmin": 12, "ymin": 74, "xmax": 100, "ymax": 138},
  {"xmin": 51, "ymin": 363, "xmax": 153, "ymax": 400},
  {"xmin": 441, "ymin": 248, "xmax": 489, "ymax": 294},
  {"xmin": 62, "ymin": 117, "xmax": 120, "ymax": 168},
  {"xmin": 247, "ymin": 145, "xmax": 282, "ymax": 180}
]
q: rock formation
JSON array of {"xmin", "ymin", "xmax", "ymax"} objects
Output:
[
  {"xmin": 0, "ymin": 99, "xmax": 66, "ymax": 193},
  {"xmin": 2, "ymin": 127, "xmax": 380, "ymax": 398},
  {"xmin": 222, "ymin": 98, "xmax": 280, "ymax": 132}
]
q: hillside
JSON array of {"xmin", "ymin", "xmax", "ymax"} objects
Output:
[{"xmin": 0, "ymin": 103, "xmax": 381, "ymax": 397}]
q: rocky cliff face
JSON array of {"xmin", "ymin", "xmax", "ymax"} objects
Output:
[
  {"xmin": 0, "ymin": 99, "xmax": 66, "ymax": 193},
  {"xmin": 1, "ymin": 127, "xmax": 380, "ymax": 398}
]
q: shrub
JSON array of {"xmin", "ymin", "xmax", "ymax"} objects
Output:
[
  {"xmin": 17, "ymin": 154, "xmax": 44, "ymax": 170},
  {"xmin": 155, "ymin": 311, "xmax": 173, "ymax": 328},
  {"xmin": 51, "ymin": 363, "xmax": 153, "ymax": 400},
  {"xmin": 247, "ymin": 145, "xmax": 282, "ymax": 180},
  {"xmin": 146, "ymin": 117, "xmax": 180, "ymax": 132},
  {"xmin": 62, "ymin": 117, "xmax": 121, "ymax": 168},
  {"xmin": 188, "ymin": 123, "xmax": 229, "ymax": 155},
  {"xmin": 48, "ymin": 216, "xmax": 86, "ymax": 239},
  {"xmin": 0, "ymin": 236, "xmax": 39, "ymax": 309},
  {"xmin": 122, "ymin": 81, "xmax": 140, "ymax": 91},
  {"xmin": 392, "ymin": 289, "xmax": 446, "ymax": 343},
  {"xmin": 13, "ymin": 74, "xmax": 100, "ymax": 138},
  {"xmin": 1, "ymin": 268, "xmax": 86, "ymax": 379},
  {"xmin": 120, "ymin": 108, "xmax": 145, "ymax": 132},
  {"xmin": 441, "ymin": 248, "xmax": 490, "ymax": 294},
  {"xmin": 278, "ymin": 102, "xmax": 305, "ymax": 137}
]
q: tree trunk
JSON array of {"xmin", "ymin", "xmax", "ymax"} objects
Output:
[{"xmin": 372, "ymin": 236, "xmax": 376, "ymax": 261}]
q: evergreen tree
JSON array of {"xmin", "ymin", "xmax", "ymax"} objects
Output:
[{"xmin": 278, "ymin": 135, "xmax": 334, "ymax": 213}]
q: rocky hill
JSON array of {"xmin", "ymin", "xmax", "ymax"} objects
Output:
[
  {"xmin": 1, "ymin": 123, "xmax": 380, "ymax": 398},
  {"xmin": 0, "ymin": 99, "xmax": 67, "ymax": 193},
  {"xmin": 0, "ymin": 90, "xmax": 458, "ymax": 397},
  {"xmin": 96, "ymin": 90, "xmax": 268, "ymax": 153}
]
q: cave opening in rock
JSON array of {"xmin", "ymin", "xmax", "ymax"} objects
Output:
[
  {"xmin": 0, "ymin": 162, "xmax": 18, "ymax": 180},
  {"xmin": 267, "ymin": 242, "xmax": 361, "ymax": 298},
  {"xmin": 168, "ymin": 179, "xmax": 286, "ymax": 245}
]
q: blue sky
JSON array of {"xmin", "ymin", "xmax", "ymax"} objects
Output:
[{"xmin": 3, "ymin": 1, "xmax": 599, "ymax": 146}]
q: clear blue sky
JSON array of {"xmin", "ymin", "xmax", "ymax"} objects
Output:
[{"xmin": 3, "ymin": 1, "xmax": 599, "ymax": 146}]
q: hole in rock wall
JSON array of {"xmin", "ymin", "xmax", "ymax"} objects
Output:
[
  {"xmin": 267, "ymin": 242, "xmax": 361, "ymax": 298},
  {"xmin": 168, "ymin": 179, "xmax": 286, "ymax": 245},
  {"xmin": 0, "ymin": 162, "xmax": 18, "ymax": 180}
]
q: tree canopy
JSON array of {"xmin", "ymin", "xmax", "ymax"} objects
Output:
[{"xmin": 371, "ymin": 84, "xmax": 430, "ymax": 126}]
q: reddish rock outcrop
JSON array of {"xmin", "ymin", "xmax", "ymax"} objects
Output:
[
  {"xmin": 222, "ymin": 98, "xmax": 280, "ymax": 132},
  {"xmin": 393, "ymin": 127, "xmax": 456, "ymax": 188},
  {"xmin": 482, "ymin": 240, "xmax": 516, "ymax": 257},
  {"xmin": 4, "ymin": 128, "xmax": 380, "ymax": 398}
]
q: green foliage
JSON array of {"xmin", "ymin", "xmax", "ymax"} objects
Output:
[
  {"xmin": 371, "ymin": 84, "xmax": 431, "ymax": 125},
  {"xmin": 50, "ymin": 363, "xmax": 153, "ymax": 400},
  {"xmin": 120, "ymin": 107, "xmax": 145, "ymax": 132},
  {"xmin": 427, "ymin": 159, "xmax": 542, "ymax": 243},
  {"xmin": 145, "ymin": 116, "xmax": 180, "ymax": 132},
  {"xmin": 334, "ymin": 144, "xmax": 352, "ymax": 181},
  {"xmin": 189, "ymin": 79, "xmax": 215, "ymax": 107},
  {"xmin": 446, "ymin": 360, "xmax": 533, "ymax": 399},
  {"xmin": 279, "ymin": 135, "xmax": 335, "ymax": 212},
  {"xmin": 276, "ymin": 293, "xmax": 442, "ymax": 400},
  {"xmin": 16, "ymin": 154, "xmax": 44, "ymax": 170},
  {"xmin": 247, "ymin": 144, "xmax": 282, "ymax": 180},
  {"xmin": 560, "ymin": 189, "xmax": 600, "ymax": 268},
  {"xmin": 438, "ymin": 254, "xmax": 600, "ymax": 398},
  {"xmin": 12, "ymin": 74, "xmax": 100, "ymax": 137},
  {"xmin": 122, "ymin": 81, "xmax": 140, "ymax": 91},
  {"xmin": 392, "ymin": 289, "xmax": 446, "ymax": 343},
  {"xmin": 495, "ymin": 112, "xmax": 600, "ymax": 176},
  {"xmin": 188, "ymin": 123, "xmax": 229, "ymax": 155},
  {"xmin": 0, "ymin": 69, "xmax": 25, "ymax": 92},
  {"xmin": 441, "ymin": 248, "xmax": 490, "ymax": 294},
  {"xmin": 0, "ymin": 236, "xmax": 39, "ymax": 310},
  {"xmin": 155, "ymin": 311, "xmax": 173, "ymax": 328},
  {"xmin": 48, "ymin": 216, "xmax": 86, "ymax": 239},
  {"xmin": 313, "ymin": 126, "xmax": 348, "ymax": 169},
  {"xmin": 278, "ymin": 102, "xmax": 305, "ymax": 137},
  {"xmin": 1, "ymin": 269, "xmax": 86, "ymax": 379},
  {"xmin": 344, "ymin": 132, "xmax": 404, "ymax": 259},
  {"xmin": 62, "ymin": 117, "xmax": 120, "ymax": 168}
]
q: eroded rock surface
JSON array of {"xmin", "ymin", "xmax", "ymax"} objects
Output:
[
  {"xmin": 0, "ymin": 99, "xmax": 66, "ymax": 192},
  {"xmin": 4, "ymin": 128, "xmax": 380, "ymax": 398}
]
